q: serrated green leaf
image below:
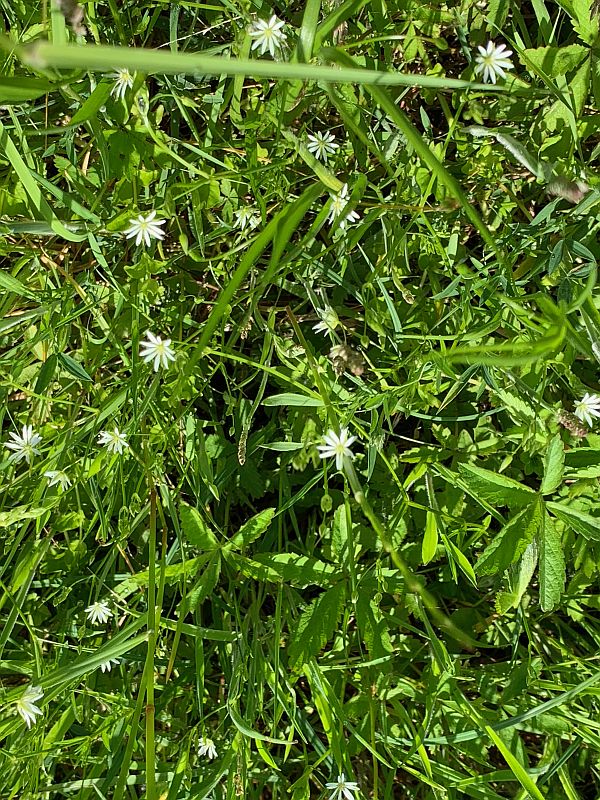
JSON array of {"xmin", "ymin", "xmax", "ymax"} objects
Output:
[
  {"xmin": 355, "ymin": 593, "xmax": 394, "ymax": 661},
  {"xmin": 58, "ymin": 353, "xmax": 93, "ymax": 382},
  {"xmin": 476, "ymin": 502, "xmax": 542, "ymax": 576},
  {"xmin": 187, "ymin": 552, "xmax": 221, "ymax": 610},
  {"xmin": 288, "ymin": 582, "xmax": 346, "ymax": 669},
  {"xmin": 226, "ymin": 552, "xmax": 339, "ymax": 587},
  {"xmin": 227, "ymin": 507, "xmax": 275, "ymax": 551},
  {"xmin": 547, "ymin": 501, "xmax": 600, "ymax": 540},
  {"xmin": 539, "ymin": 512, "xmax": 565, "ymax": 612},
  {"xmin": 179, "ymin": 503, "xmax": 218, "ymax": 550},
  {"xmin": 521, "ymin": 44, "xmax": 587, "ymax": 76},
  {"xmin": 458, "ymin": 463, "xmax": 537, "ymax": 509},
  {"xmin": 540, "ymin": 434, "xmax": 565, "ymax": 494}
]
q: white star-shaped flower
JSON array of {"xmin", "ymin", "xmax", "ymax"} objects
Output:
[
  {"xmin": 317, "ymin": 428, "xmax": 357, "ymax": 471},
  {"xmin": 110, "ymin": 68, "xmax": 134, "ymax": 100},
  {"xmin": 97, "ymin": 427, "xmax": 128, "ymax": 455},
  {"xmin": 198, "ymin": 736, "xmax": 218, "ymax": 760},
  {"xmin": 139, "ymin": 331, "xmax": 176, "ymax": 371},
  {"xmin": 124, "ymin": 211, "xmax": 166, "ymax": 247},
  {"xmin": 307, "ymin": 131, "xmax": 340, "ymax": 163},
  {"xmin": 16, "ymin": 685, "xmax": 44, "ymax": 729},
  {"xmin": 574, "ymin": 392, "xmax": 600, "ymax": 428},
  {"xmin": 44, "ymin": 470, "xmax": 72, "ymax": 490},
  {"xmin": 4, "ymin": 424, "xmax": 42, "ymax": 465},
  {"xmin": 99, "ymin": 658, "xmax": 120, "ymax": 673},
  {"xmin": 313, "ymin": 306, "xmax": 340, "ymax": 335},
  {"xmin": 248, "ymin": 15, "xmax": 287, "ymax": 58},
  {"xmin": 233, "ymin": 207, "xmax": 261, "ymax": 232},
  {"xmin": 85, "ymin": 600, "xmax": 113, "ymax": 625},
  {"xmin": 474, "ymin": 41, "xmax": 514, "ymax": 84},
  {"xmin": 328, "ymin": 184, "xmax": 360, "ymax": 231},
  {"xmin": 326, "ymin": 772, "xmax": 359, "ymax": 800}
]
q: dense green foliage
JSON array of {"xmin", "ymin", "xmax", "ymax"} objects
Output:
[{"xmin": 2, "ymin": 0, "xmax": 600, "ymax": 798}]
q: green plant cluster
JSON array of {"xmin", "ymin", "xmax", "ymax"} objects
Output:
[{"xmin": 1, "ymin": 0, "xmax": 600, "ymax": 798}]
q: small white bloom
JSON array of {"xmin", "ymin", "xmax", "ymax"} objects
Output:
[
  {"xmin": 574, "ymin": 392, "xmax": 600, "ymax": 428},
  {"xmin": 16, "ymin": 685, "xmax": 44, "ymax": 729},
  {"xmin": 326, "ymin": 772, "xmax": 359, "ymax": 800},
  {"xmin": 97, "ymin": 427, "xmax": 128, "ymax": 455},
  {"xmin": 85, "ymin": 600, "xmax": 113, "ymax": 625},
  {"xmin": 44, "ymin": 470, "xmax": 72, "ymax": 490},
  {"xmin": 233, "ymin": 207, "xmax": 261, "ymax": 232},
  {"xmin": 4, "ymin": 425, "xmax": 42, "ymax": 465},
  {"xmin": 248, "ymin": 15, "xmax": 287, "ymax": 58},
  {"xmin": 328, "ymin": 184, "xmax": 360, "ymax": 230},
  {"xmin": 474, "ymin": 41, "xmax": 514, "ymax": 84},
  {"xmin": 139, "ymin": 331, "xmax": 176, "ymax": 371},
  {"xmin": 317, "ymin": 428, "xmax": 357, "ymax": 471},
  {"xmin": 124, "ymin": 211, "xmax": 166, "ymax": 248},
  {"xmin": 307, "ymin": 131, "xmax": 340, "ymax": 163},
  {"xmin": 313, "ymin": 306, "xmax": 340, "ymax": 335},
  {"xmin": 99, "ymin": 658, "xmax": 120, "ymax": 673},
  {"xmin": 198, "ymin": 736, "xmax": 218, "ymax": 760},
  {"xmin": 110, "ymin": 68, "xmax": 135, "ymax": 100}
]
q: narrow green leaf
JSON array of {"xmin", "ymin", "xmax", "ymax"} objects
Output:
[
  {"xmin": 355, "ymin": 593, "xmax": 394, "ymax": 661},
  {"xmin": 288, "ymin": 582, "xmax": 346, "ymax": 669},
  {"xmin": 539, "ymin": 512, "xmax": 565, "ymax": 612},
  {"xmin": 58, "ymin": 353, "xmax": 93, "ymax": 382},
  {"xmin": 70, "ymin": 81, "xmax": 112, "ymax": 127},
  {"xmin": 263, "ymin": 393, "xmax": 323, "ymax": 407},
  {"xmin": 422, "ymin": 511, "xmax": 438, "ymax": 564},
  {"xmin": 35, "ymin": 355, "xmax": 58, "ymax": 394},
  {"xmin": 458, "ymin": 463, "xmax": 537, "ymax": 509},
  {"xmin": 179, "ymin": 504, "xmax": 218, "ymax": 550},
  {"xmin": 483, "ymin": 725, "xmax": 547, "ymax": 800},
  {"xmin": 540, "ymin": 435, "xmax": 565, "ymax": 495},
  {"xmin": 476, "ymin": 502, "xmax": 542, "ymax": 576},
  {"xmin": 0, "ymin": 270, "xmax": 35, "ymax": 298}
]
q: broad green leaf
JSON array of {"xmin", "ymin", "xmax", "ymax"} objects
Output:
[
  {"xmin": 0, "ymin": 506, "xmax": 48, "ymax": 527},
  {"xmin": 540, "ymin": 434, "xmax": 565, "ymax": 494},
  {"xmin": 288, "ymin": 582, "xmax": 346, "ymax": 669},
  {"xmin": 263, "ymin": 393, "xmax": 323, "ymax": 407},
  {"xmin": 522, "ymin": 45, "xmax": 587, "ymax": 76},
  {"xmin": 179, "ymin": 504, "xmax": 218, "ymax": 550},
  {"xmin": 547, "ymin": 501, "xmax": 600, "ymax": 540},
  {"xmin": 539, "ymin": 512, "xmax": 565, "ymax": 612},
  {"xmin": 0, "ymin": 76, "xmax": 57, "ymax": 103},
  {"xmin": 58, "ymin": 353, "xmax": 93, "ymax": 382},
  {"xmin": 458, "ymin": 463, "xmax": 537, "ymax": 509},
  {"xmin": 572, "ymin": 0, "xmax": 599, "ymax": 43},
  {"xmin": 422, "ymin": 510, "xmax": 438, "ymax": 564},
  {"xmin": 476, "ymin": 502, "xmax": 542, "ymax": 576},
  {"xmin": 187, "ymin": 553, "xmax": 221, "ymax": 610},
  {"xmin": 227, "ymin": 507, "xmax": 275, "ymax": 551}
]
